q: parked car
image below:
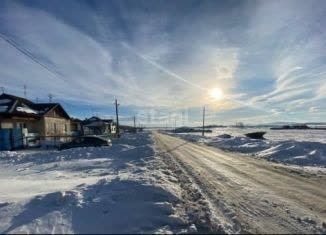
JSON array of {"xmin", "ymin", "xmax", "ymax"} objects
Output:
[{"xmin": 58, "ymin": 136, "xmax": 112, "ymax": 150}]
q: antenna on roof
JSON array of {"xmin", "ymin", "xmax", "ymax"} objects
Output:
[
  {"xmin": 48, "ymin": 93, "xmax": 53, "ymax": 103},
  {"xmin": 36, "ymin": 97, "xmax": 39, "ymax": 103},
  {"xmin": 0, "ymin": 87, "xmax": 4, "ymax": 94},
  {"xmin": 24, "ymin": 84, "xmax": 27, "ymax": 98}
]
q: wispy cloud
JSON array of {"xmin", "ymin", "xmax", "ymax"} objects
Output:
[{"xmin": 0, "ymin": 0, "xmax": 325, "ymax": 124}]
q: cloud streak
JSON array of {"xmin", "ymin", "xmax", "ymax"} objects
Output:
[{"xmin": 0, "ymin": 0, "xmax": 325, "ymax": 124}]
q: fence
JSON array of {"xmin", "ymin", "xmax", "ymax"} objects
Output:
[
  {"xmin": 0, "ymin": 128, "xmax": 76, "ymax": 150},
  {"xmin": 0, "ymin": 128, "xmax": 24, "ymax": 150},
  {"xmin": 0, "ymin": 129, "xmax": 119, "ymax": 151}
]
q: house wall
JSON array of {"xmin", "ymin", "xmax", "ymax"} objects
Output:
[
  {"xmin": 0, "ymin": 121, "xmax": 14, "ymax": 129},
  {"xmin": 44, "ymin": 108, "xmax": 67, "ymax": 118},
  {"xmin": 71, "ymin": 122, "xmax": 81, "ymax": 132},
  {"xmin": 0, "ymin": 118, "xmax": 39, "ymax": 133},
  {"xmin": 82, "ymin": 124, "xmax": 113, "ymax": 136},
  {"xmin": 25, "ymin": 121, "xmax": 40, "ymax": 133},
  {"xmin": 43, "ymin": 117, "xmax": 71, "ymax": 136}
]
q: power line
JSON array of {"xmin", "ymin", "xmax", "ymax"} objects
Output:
[
  {"xmin": 0, "ymin": 32, "xmax": 66, "ymax": 81},
  {"xmin": 115, "ymin": 99, "xmax": 120, "ymax": 138},
  {"xmin": 23, "ymin": 84, "xmax": 27, "ymax": 98},
  {"xmin": 202, "ymin": 106, "xmax": 206, "ymax": 137}
]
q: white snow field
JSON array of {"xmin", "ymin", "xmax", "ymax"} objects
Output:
[
  {"xmin": 1, "ymin": 131, "xmax": 325, "ymax": 234},
  {"xmin": 0, "ymin": 132, "xmax": 208, "ymax": 234},
  {"xmin": 203, "ymin": 127, "xmax": 326, "ymax": 143},
  {"xmin": 171, "ymin": 132, "xmax": 326, "ymax": 167}
]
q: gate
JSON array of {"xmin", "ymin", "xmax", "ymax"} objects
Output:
[{"xmin": 0, "ymin": 128, "xmax": 24, "ymax": 150}]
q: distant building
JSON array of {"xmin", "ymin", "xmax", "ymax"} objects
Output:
[
  {"xmin": 235, "ymin": 122, "xmax": 244, "ymax": 128},
  {"xmin": 70, "ymin": 118, "xmax": 82, "ymax": 136},
  {"xmin": 0, "ymin": 93, "xmax": 71, "ymax": 138},
  {"xmin": 81, "ymin": 116, "xmax": 116, "ymax": 136}
]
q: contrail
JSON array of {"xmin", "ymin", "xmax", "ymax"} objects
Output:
[
  {"xmin": 122, "ymin": 42, "xmax": 276, "ymax": 115},
  {"xmin": 121, "ymin": 42, "xmax": 207, "ymax": 90}
]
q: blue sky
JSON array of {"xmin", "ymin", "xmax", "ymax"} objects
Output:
[{"xmin": 0, "ymin": 0, "xmax": 325, "ymax": 126}]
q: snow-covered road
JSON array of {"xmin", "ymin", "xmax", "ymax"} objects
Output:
[{"xmin": 154, "ymin": 132, "xmax": 326, "ymax": 234}]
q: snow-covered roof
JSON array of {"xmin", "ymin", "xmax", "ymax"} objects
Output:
[
  {"xmin": 0, "ymin": 99, "xmax": 11, "ymax": 104},
  {"xmin": 16, "ymin": 106, "xmax": 38, "ymax": 114},
  {"xmin": 0, "ymin": 105, "xmax": 8, "ymax": 112},
  {"xmin": 0, "ymin": 93, "xmax": 70, "ymax": 119}
]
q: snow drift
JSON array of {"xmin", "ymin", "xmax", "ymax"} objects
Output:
[
  {"xmin": 172, "ymin": 133, "xmax": 326, "ymax": 167},
  {"xmin": 0, "ymin": 132, "xmax": 196, "ymax": 234}
]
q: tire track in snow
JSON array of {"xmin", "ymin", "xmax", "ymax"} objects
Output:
[
  {"xmin": 154, "ymin": 133, "xmax": 237, "ymax": 233},
  {"xmin": 154, "ymin": 132, "xmax": 326, "ymax": 234}
]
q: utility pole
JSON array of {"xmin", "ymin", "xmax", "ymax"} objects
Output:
[
  {"xmin": 115, "ymin": 99, "xmax": 120, "ymax": 138},
  {"xmin": 202, "ymin": 106, "xmax": 206, "ymax": 136},
  {"xmin": 23, "ymin": 85, "xmax": 27, "ymax": 98},
  {"xmin": 174, "ymin": 117, "xmax": 176, "ymax": 133},
  {"xmin": 48, "ymin": 93, "xmax": 53, "ymax": 103},
  {"xmin": 133, "ymin": 115, "xmax": 136, "ymax": 128}
]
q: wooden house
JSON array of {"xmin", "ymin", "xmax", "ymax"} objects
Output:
[{"xmin": 0, "ymin": 93, "xmax": 71, "ymax": 137}]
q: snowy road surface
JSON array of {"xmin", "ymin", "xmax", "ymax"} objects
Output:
[{"xmin": 154, "ymin": 132, "xmax": 326, "ymax": 234}]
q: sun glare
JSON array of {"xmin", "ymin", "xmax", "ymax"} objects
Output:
[{"xmin": 209, "ymin": 87, "xmax": 224, "ymax": 101}]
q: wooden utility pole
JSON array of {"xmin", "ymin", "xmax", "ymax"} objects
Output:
[
  {"xmin": 48, "ymin": 93, "xmax": 53, "ymax": 103},
  {"xmin": 202, "ymin": 106, "xmax": 205, "ymax": 136},
  {"xmin": 133, "ymin": 116, "xmax": 136, "ymax": 128},
  {"xmin": 174, "ymin": 117, "xmax": 176, "ymax": 133},
  {"xmin": 115, "ymin": 99, "xmax": 120, "ymax": 138},
  {"xmin": 23, "ymin": 85, "xmax": 27, "ymax": 98}
]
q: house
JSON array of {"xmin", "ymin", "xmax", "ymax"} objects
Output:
[
  {"xmin": 81, "ymin": 116, "xmax": 116, "ymax": 136},
  {"xmin": 0, "ymin": 93, "xmax": 71, "ymax": 147},
  {"xmin": 70, "ymin": 118, "xmax": 82, "ymax": 136}
]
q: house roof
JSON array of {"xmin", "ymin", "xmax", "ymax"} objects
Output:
[
  {"xmin": 70, "ymin": 117, "xmax": 82, "ymax": 122},
  {"xmin": 32, "ymin": 103, "xmax": 58, "ymax": 112},
  {"xmin": 81, "ymin": 116, "xmax": 113, "ymax": 125},
  {"xmin": 0, "ymin": 93, "xmax": 69, "ymax": 119},
  {"xmin": 33, "ymin": 103, "xmax": 70, "ymax": 119},
  {"xmin": 0, "ymin": 93, "xmax": 39, "ymax": 118},
  {"xmin": 0, "ymin": 93, "xmax": 34, "ymax": 106}
]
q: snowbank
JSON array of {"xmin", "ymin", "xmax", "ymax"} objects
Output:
[
  {"xmin": 0, "ymin": 132, "xmax": 195, "ymax": 234},
  {"xmin": 171, "ymin": 133, "xmax": 326, "ymax": 167}
]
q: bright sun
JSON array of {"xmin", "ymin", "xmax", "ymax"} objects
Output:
[{"xmin": 209, "ymin": 87, "xmax": 224, "ymax": 101}]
